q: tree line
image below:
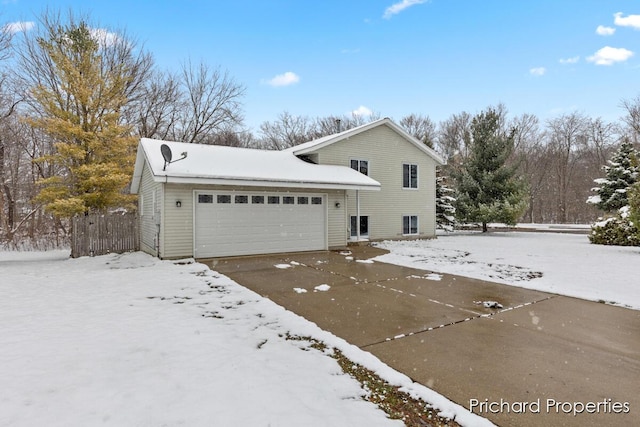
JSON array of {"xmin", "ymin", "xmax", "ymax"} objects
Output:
[{"xmin": 0, "ymin": 11, "xmax": 638, "ymax": 248}]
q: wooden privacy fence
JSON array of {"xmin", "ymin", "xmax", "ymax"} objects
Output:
[{"xmin": 71, "ymin": 213, "xmax": 139, "ymax": 258}]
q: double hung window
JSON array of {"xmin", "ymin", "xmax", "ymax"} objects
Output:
[
  {"xmin": 402, "ymin": 215, "xmax": 418, "ymax": 235},
  {"xmin": 402, "ymin": 163, "xmax": 418, "ymax": 189},
  {"xmin": 350, "ymin": 159, "xmax": 369, "ymax": 176}
]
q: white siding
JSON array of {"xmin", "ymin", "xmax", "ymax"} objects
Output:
[
  {"xmin": 162, "ymin": 185, "xmax": 194, "ymax": 259},
  {"xmin": 327, "ymin": 191, "xmax": 347, "ymax": 248},
  {"xmin": 139, "ymin": 163, "xmax": 162, "ymax": 256},
  {"xmin": 312, "ymin": 124, "xmax": 438, "ymax": 240}
]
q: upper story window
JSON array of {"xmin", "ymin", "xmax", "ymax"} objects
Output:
[
  {"xmin": 402, "ymin": 163, "xmax": 418, "ymax": 189},
  {"xmin": 350, "ymin": 159, "xmax": 369, "ymax": 176}
]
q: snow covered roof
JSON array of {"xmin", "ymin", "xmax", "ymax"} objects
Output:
[
  {"xmin": 286, "ymin": 117, "xmax": 446, "ymax": 165},
  {"xmin": 131, "ymin": 138, "xmax": 381, "ymax": 193}
]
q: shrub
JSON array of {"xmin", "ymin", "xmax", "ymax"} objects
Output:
[{"xmin": 589, "ymin": 214, "xmax": 640, "ymax": 246}]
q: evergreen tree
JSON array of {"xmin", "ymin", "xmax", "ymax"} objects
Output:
[
  {"xmin": 586, "ymin": 138, "xmax": 638, "ymax": 212},
  {"xmin": 454, "ymin": 108, "xmax": 528, "ymax": 232},
  {"xmin": 629, "ymin": 182, "xmax": 640, "ymax": 239},
  {"xmin": 22, "ymin": 15, "xmax": 150, "ymax": 217},
  {"xmin": 435, "ymin": 168, "xmax": 456, "ymax": 231}
]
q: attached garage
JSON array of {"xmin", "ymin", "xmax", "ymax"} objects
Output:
[
  {"xmin": 131, "ymin": 138, "xmax": 380, "ymax": 259},
  {"xmin": 194, "ymin": 191, "xmax": 327, "ymax": 258}
]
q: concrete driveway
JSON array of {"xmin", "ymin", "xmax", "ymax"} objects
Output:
[{"xmin": 203, "ymin": 247, "xmax": 640, "ymax": 427}]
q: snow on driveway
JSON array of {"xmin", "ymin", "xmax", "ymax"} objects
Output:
[
  {"xmin": 375, "ymin": 231, "xmax": 640, "ymax": 310},
  {"xmin": 0, "ymin": 250, "xmax": 490, "ymax": 427}
]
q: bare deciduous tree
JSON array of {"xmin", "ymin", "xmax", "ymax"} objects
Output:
[
  {"xmin": 437, "ymin": 111, "xmax": 472, "ymax": 161},
  {"xmin": 620, "ymin": 95, "xmax": 640, "ymax": 142},
  {"xmin": 258, "ymin": 111, "xmax": 312, "ymax": 150},
  {"xmin": 128, "ymin": 69, "xmax": 181, "ymax": 140},
  {"xmin": 399, "ymin": 113, "xmax": 436, "ymax": 148},
  {"xmin": 509, "ymin": 113, "xmax": 547, "ymax": 222},
  {"xmin": 546, "ymin": 112, "xmax": 590, "ymax": 223},
  {"xmin": 310, "ymin": 112, "xmax": 381, "ymax": 139},
  {"xmin": 173, "ymin": 60, "xmax": 245, "ymax": 144}
]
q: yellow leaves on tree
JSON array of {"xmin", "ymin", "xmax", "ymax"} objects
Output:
[{"xmin": 29, "ymin": 20, "xmax": 137, "ymax": 217}]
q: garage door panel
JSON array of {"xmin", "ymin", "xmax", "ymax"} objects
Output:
[{"xmin": 195, "ymin": 191, "xmax": 327, "ymax": 258}]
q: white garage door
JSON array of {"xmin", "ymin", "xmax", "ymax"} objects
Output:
[{"xmin": 194, "ymin": 191, "xmax": 327, "ymax": 258}]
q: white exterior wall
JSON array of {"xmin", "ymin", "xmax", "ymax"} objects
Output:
[
  {"xmin": 139, "ymin": 163, "xmax": 162, "ymax": 256},
  {"xmin": 312, "ymin": 124, "xmax": 438, "ymax": 240},
  {"xmin": 158, "ymin": 183, "xmax": 346, "ymax": 259},
  {"xmin": 162, "ymin": 184, "xmax": 194, "ymax": 259}
]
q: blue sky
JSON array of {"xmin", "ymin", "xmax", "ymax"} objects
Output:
[{"xmin": 3, "ymin": 0, "xmax": 640, "ymax": 131}]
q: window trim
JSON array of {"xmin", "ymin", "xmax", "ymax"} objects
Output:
[
  {"xmin": 402, "ymin": 215, "xmax": 419, "ymax": 236},
  {"xmin": 350, "ymin": 158, "xmax": 370, "ymax": 176},
  {"xmin": 402, "ymin": 163, "xmax": 419, "ymax": 189}
]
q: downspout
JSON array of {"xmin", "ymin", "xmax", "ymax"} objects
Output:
[{"xmin": 356, "ymin": 189, "xmax": 360, "ymax": 241}]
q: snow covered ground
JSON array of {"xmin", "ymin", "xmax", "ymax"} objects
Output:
[
  {"xmin": 375, "ymin": 231, "xmax": 640, "ymax": 311},
  {"xmin": 0, "ymin": 250, "xmax": 490, "ymax": 427},
  {"xmin": 4, "ymin": 231, "xmax": 636, "ymax": 427}
]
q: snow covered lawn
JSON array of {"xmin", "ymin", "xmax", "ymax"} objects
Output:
[
  {"xmin": 375, "ymin": 231, "xmax": 640, "ymax": 311},
  {"xmin": 0, "ymin": 250, "xmax": 489, "ymax": 427}
]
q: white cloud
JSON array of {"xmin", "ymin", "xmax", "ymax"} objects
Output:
[
  {"xmin": 596, "ymin": 25, "xmax": 616, "ymax": 36},
  {"xmin": 3, "ymin": 21, "xmax": 34, "ymax": 34},
  {"xmin": 352, "ymin": 105, "xmax": 373, "ymax": 116},
  {"xmin": 614, "ymin": 12, "xmax": 640, "ymax": 29},
  {"xmin": 90, "ymin": 28, "xmax": 120, "ymax": 47},
  {"xmin": 587, "ymin": 46, "xmax": 634, "ymax": 65},
  {"xmin": 264, "ymin": 71, "xmax": 300, "ymax": 87},
  {"xmin": 529, "ymin": 67, "xmax": 546, "ymax": 76},
  {"xmin": 383, "ymin": 0, "xmax": 428, "ymax": 19},
  {"xmin": 559, "ymin": 56, "xmax": 580, "ymax": 64}
]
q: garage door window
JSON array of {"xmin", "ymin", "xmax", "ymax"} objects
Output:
[
  {"xmin": 217, "ymin": 195, "xmax": 231, "ymax": 203},
  {"xmin": 283, "ymin": 196, "xmax": 295, "ymax": 204},
  {"xmin": 268, "ymin": 196, "xmax": 280, "ymax": 204},
  {"xmin": 198, "ymin": 194, "xmax": 213, "ymax": 203},
  {"xmin": 298, "ymin": 196, "xmax": 309, "ymax": 204},
  {"xmin": 312, "ymin": 197, "xmax": 322, "ymax": 205},
  {"xmin": 235, "ymin": 195, "xmax": 248, "ymax": 204},
  {"xmin": 252, "ymin": 195, "xmax": 264, "ymax": 204}
]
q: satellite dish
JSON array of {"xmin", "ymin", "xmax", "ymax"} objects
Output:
[
  {"xmin": 160, "ymin": 143, "xmax": 188, "ymax": 171},
  {"xmin": 161, "ymin": 144, "xmax": 172, "ymax": 163}
]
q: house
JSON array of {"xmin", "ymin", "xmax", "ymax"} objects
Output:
[{"xmin": 130, "ymin": 117, "xmax": 445, "ymax": 259}]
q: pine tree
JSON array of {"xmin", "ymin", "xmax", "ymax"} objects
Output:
[
  {"xmin": 454, "ymin": 108, "xmax": 528, "ymax": 232},
  {"xmin": 435, "ymin": 168, "xmax": 456, "ymax": 231},
  {"xmin": 24, "ymin": 16, "xmax": 148, "ymax": 217},
  {"xmin": 587, "ymin": 138, "xmax": 638, "ymax": 212},
  {"xmin": 629, "ymin": 182, "xmax": 640, "ymax": 238}
]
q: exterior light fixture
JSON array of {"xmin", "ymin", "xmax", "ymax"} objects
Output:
[
  {"xmin": 335, "ymin": 202, "xmax": 341, "ymax": 208},
  {"xmin": 176, "ymin": 200, "xmax": 182, "ymax": 208}
]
